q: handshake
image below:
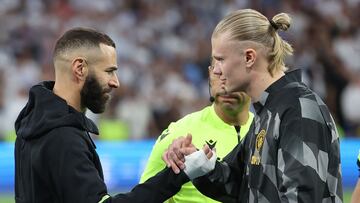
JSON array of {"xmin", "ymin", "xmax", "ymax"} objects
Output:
[{"xmin": 162, "ymin": 134, "xmax": 217, "ymax": 180}]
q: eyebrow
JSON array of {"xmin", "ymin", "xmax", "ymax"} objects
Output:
[
  {"xmin": 212, "ymin": 55, "xmax": 223, "ymax": 60},
  {"xmin": 106, "ymin": 66, "xmax": 118, "ymax": 71}
]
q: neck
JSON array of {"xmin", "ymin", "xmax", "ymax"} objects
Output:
[
  {"xmin": 53, "ymin": 80, "xmax": 83, "ymax": 112},
  {"xmin": 248, "ymin": 69, "xmax": 285, "ymax": 102},
  {"xmin": 214, "ymin": 102, "xmax": 250, "ymax": 126}
]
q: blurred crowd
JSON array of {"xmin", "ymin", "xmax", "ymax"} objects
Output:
[{"xmin": 0, "ymin": 0, "xmax": 359, "ymax": 141}]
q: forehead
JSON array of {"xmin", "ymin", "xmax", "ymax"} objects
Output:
[
  {"xmin": 98, "ymin": 43, "xmax": 116, "ymax": 60},
  {"xmin": 211, "ymin": 33, "xmax": 241, "ymax": 56},
  {"xmin": 92, "ymin": 43, "xmax": 117, "ymax": 67}
]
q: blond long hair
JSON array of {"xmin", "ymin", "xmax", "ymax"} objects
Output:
[{"xmin": 212, "ymin": 9, "xmax": 293, "ymax": 75}]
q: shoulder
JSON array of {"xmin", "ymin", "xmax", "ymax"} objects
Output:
[
  {"xmin": 162, "ymin": 106, "xmax": 210, "ymax": 135},
  {"xmin": 173, "ymin": 106, "xmax": 211, "ymax": 127},
  {"xmin": 43, "ymin": 127, "xmax": 91, "ymax": 152},
  {"xmin": 155, "ymin": 106, "xmax": 211, "ymax": 145},
  {"xmin": 273, "ymin": 84, "xmax": 324, "ymax": 121}
]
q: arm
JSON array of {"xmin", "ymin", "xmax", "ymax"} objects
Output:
[
  {"xmin": 162, "ymin": 128, "xmax": 251, "ymax": 202},
  {"xmin": 140, "ymin": 127, "xmax": 178, "ymax": 183},
  {"xmin": 351, "ymin": 153, "xmax": 360, "ymax": 203},
  {"xmin": 163, "ymin": 136, "xmax": 243, "ymax": 202},
  {"xmin": 139, "ymin": 127, "xmax": 184, "ymax": 203},
  {"xmin": 192, "ymin": 141, "xmax": 246, "ymax": 203},
  {"xmin": 110, "ymin": 168, "xmax": 189, "ymax": 203},
  {"xmin": 45, "ymin": 129, "xmax": 188, "ymax": 203},
  {"xmin": 277, "ymin": 106, "xmax": 342, "ymax": 202}
]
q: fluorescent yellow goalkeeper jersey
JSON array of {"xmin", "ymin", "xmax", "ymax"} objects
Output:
[{"xmin": 140, "ymin": 104, "xmax": 254, "ymax": 203}]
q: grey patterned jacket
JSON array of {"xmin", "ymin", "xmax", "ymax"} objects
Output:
[{"xmin": 193, "ymin": 69, "xmax": 343, "ymax": 203}]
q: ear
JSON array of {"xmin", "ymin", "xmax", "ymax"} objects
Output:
[
  {"xmin": 244, "ymin": 48, "xmax": 256, "ymax": 68},
  {"xmin": 71, "ymin": 57, "xmax": 88, "ymax": 81}
]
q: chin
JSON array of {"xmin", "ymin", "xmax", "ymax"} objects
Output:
[
  {"xmin": 88, "ymin": 103, "xmax": 107, "ymax": 114},
  {"xmin": 228, "ymin": 84, "xmax": 245, "ymax": 94},
  {"xmin": 222, "ymin": 105, "xmax": 240, "ymax": 114},
  {"xmin": 89, "ymin": 108, "xmax": 105, "ymax": 114}
]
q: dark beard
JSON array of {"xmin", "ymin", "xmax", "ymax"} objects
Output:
[{"xmin": 80, "ymin": 75, "xmax": 109, "ymax": 113}]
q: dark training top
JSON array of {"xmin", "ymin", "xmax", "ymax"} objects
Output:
[
  {"xmin": 14, "ymin": 81, "xmax": 188, "ymax": 203},
  {"xmin": 193, "ymin": 69, "xmax": 343, "ymax": 203}
]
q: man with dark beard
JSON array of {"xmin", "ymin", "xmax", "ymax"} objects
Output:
[{"xmin": 14, "ymin": 27, "xmax": 204, "ymax": 203}]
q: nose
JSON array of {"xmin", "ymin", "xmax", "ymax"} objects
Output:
[
  {"xmin": 212, "ymin": 63, "xmax": 222, "ymax": 76},
  {"xmin": 109, "ymin": 73, "xmax": 120, "ymax": 88}
]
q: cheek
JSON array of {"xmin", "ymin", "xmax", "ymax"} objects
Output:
[
  {"xmin": 97, "ymin": 75, "xmax": 109, "ymax": 86},
  {"xmin": 222, "ymin": 63, "xmax": 238, "ymax": 79},
  {"xmin": 228, "ymin": 60, "xmax": 244, "ymax": 77}
]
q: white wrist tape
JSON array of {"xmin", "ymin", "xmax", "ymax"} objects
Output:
[{"xmin": 183, "ymin": 149, "xmax": 217, "ymax": 180}]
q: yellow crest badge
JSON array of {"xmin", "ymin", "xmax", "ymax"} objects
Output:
[
  {"xmin": 256, "ymin": 129, "xmax": 266, "ymax": 151},
  {"xmin": 251, "ymin": 129, "xmax": 266, "ymax": 165}
]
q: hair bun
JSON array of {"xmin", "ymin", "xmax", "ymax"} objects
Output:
[{"xmin": 271, "ymin": 13, "xmax": 291, "ymax": 31}]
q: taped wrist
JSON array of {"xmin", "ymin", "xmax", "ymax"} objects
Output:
[{"xmin": 183, "ymin": 150, "xmax": 217, "ymax": 180}]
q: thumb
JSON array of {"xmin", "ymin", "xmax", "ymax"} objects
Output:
[
  {"xmin": 183, "ymin": 133, "xmax": 192, "ymax": 147},
  {"xmin": 180, "ymin": 147, "xmax": 197, "ymax": 156},
  {"xmin": 203, "ymin": 144, "xmax": 213, "ymax": 159}
]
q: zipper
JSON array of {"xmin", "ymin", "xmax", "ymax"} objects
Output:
[{"xmin": 234, "ymin": 125, "xmax": 241, "ymax": 143}]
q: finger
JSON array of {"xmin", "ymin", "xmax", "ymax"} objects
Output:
[
  {"xmin": 167, "ymin": 151, "xmax": 181, "ymax": 173},
  {"xmin": 171, "ymin": 163, "xmax": 181, "ymax": 174},
  {"xmin": 168, "ymin": 137, "xmax": 185, "ymax": 162},
  {"xmin": 169, "ymin": 157, "xmax": 181, "ymax": 174},
  {"xmin": 205, "ymin": 150, "xmax": 213, "ymax": 160},
  {"xmin": 203, "ymin": 144, "xmax": 213, "ymax": 159},
  {"xmin": 169, "ymin": 150, "xmax": 185, "ymax": 171},
  {"xmin": 182, "ymin": 134, "xmax": 192, "ymax": 148},
  {"xmin": 162, "ymin": 150, "xmax": 171, "ymax": 167},
  {"xmin": 203, "ymin": 144, "xmax": 210, "ymax": 154},
  {"xmin": 173, "ymin": 136, "xmax": 185, "ymax": 148},
  {"xmin": 179, "ymin": 146, "xmax": 197, "ymax": 156},
  {"xmin": 172, "ymin": 145, "xmax": 185, "ymax": 163}
]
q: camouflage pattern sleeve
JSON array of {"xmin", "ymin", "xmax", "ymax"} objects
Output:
[{"xmin": 277, "ymin": 105, "xmax": 342, "ymax": 202}]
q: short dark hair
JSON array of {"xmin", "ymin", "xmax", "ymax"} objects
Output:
[{"xmin": 53, "ymin": 27, "xmax": 115, "ymax": 58}]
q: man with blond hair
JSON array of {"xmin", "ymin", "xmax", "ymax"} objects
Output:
[{"xmin": 163, "ymin": 9, "xmax": 343, "ymax": 203}]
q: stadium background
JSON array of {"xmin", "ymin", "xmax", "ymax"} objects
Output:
[{"xmin": 0, "ymin": 0, "xmax": 359, "ymax": 202}]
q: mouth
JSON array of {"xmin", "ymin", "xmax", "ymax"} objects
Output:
[
  {"xmin": 219, "ymin": 94, "xmax": 237, "ymax": 100},
  {"xmin": 103, "ymin": 90, "xmax": 112, "ymax": 100},
  {"xmin": 217, "ymin": 92, "xmax": 239, "ymax": 101}
]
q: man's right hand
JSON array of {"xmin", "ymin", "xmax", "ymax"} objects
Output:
[
  {"xmin": 162, "ymin": 134, "xmax": 214, "ymax": 174},
  {"xmin": 162, "ymin": 134, "xmax": 195, "ymax": 174}
]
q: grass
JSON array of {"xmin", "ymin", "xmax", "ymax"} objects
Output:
[
  {"xmin": 0, "ymin": 190, "xmax": 354, "ymax": 203},
  {"xmin": 0, "ymin": 196, "xmax": 13, "ymax": 203},
  {"xmin": 345, "ymin": 190, "xmax": 352, "ymax": 203}
]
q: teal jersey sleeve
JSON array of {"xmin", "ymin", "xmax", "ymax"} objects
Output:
[{"xmin": 140, "ymin": 105, "xmax": 254, "ymax": 203}]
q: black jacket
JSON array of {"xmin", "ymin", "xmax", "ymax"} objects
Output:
[
  {"xmin": 193, "ymin": 70, "xmax": 343, "ymax": 202},
  {"xmin": 15, "ymin": 81, "xmax": 188, "ymax": 203}
]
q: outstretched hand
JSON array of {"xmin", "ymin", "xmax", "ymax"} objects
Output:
[
  {"xmin": 183, "ymin": 143, "xmax": 216, "ymax": 180},
  {"xmin": 162, "ymin": 134, "xmax": 215, "ymax": 174},
  {"xmin": 162, "ymin": 134, "xmax": 196, "ymax": 174}
]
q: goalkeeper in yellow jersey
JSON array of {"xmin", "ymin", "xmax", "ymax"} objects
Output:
[{"xmin": 140, "ymin": 65, "xmax": 253, "ymax": 203}]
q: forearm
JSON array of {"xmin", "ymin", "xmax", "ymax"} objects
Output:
[
  {"xmin": 192, "ymin": 161, "xmax": 242, "ymax": 202},
  {"xmin": 109, "ymin": 167, "xmax": 189, "ymax": 203}
]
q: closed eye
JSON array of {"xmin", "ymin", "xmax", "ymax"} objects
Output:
[
  {"xmin": 106, "ymin": 67, "xmax": 118, "ymax": 74},
  {"xmin": 213, "ymin": 56, "xmax": 224, "ymax": 62}
]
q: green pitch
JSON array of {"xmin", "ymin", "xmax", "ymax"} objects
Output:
[{"xmin": 0, "ymin": 190, "xmax": 354, "ymax": 203}]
